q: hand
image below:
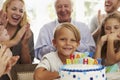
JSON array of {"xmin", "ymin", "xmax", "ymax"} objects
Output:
[
  {"xmin": 97, "ymin": 10, "xmax": 105, "ymax": 26},
  {"xmin": 22, "ymin": 23, "xmax": 32, "ymax": 44},
  {"xmin": 13, "ymin": 23, "xmax": 29, "ymax": 46},
  {"xmin": 99, "ymin": 34, "xmax": 108, "ymax": 46},
  {"xmin": 0, "ymin": 45, "xmax": 11, "ymax": 77},
  {"xmin": 4, "ymin": 56, "xmax": 19, "ymax": 74},
  {"xmin": 0, "ymin": 10, "xmax": 8, "ymax": 32},
  {"xmin": 108, "ymin": 32, "xmax": 120, "ymax": 41}
]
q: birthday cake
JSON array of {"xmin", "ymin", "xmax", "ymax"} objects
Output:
[{"xmin": 59, "ymin": 52, "xmax": 106, "ymax": 80}]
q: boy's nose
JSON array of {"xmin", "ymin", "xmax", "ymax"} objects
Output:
[{"xmin": 66, "ymin": 40, "xmax": 71, "ymax": 45}]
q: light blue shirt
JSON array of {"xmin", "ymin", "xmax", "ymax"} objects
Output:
[{"xmin": 35, "ymin": 19, "xmax": 96, "ymax": 60}]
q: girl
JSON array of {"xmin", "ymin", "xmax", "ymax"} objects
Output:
[{"xmin": 94, "ymin": 12, "xmax": 120, "ymax": 72}]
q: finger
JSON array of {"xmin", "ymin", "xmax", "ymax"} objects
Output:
[
  {"xmin": 2, "ymin": 12, "xmax": 7, "ymax": 27},
  {"xmin": 10, "ymin": 56, "xmax": 19, "ymax": 66},
  {"xmin": 97, "ymin": 10, "xmax": 101, "ymax": 25},
  {"xmin": 4, "ymin": 66, "xmax": 11, "ymax": 74},
  {"xmin": 0, "ymin": 11, "xmax": 5, "ymax": 24},
  {"xmin": 4, "ymin": 61, "xmax": 12, "ymax": 74},
  {"xmin": 4, "ymin": 56, "xmax": 11, "ymax": 63},
  {"xmin": 0, "ymin": 44, "xmax": 7, "ymax": 57}
]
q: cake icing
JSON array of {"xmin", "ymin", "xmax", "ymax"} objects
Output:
[{"xmin": 59, "ymin": 52, "xmax": 106, "ymax": 80}]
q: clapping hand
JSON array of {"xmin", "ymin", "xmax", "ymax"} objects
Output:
[
  {"xmin": 0, "ymin": 44, "xmax": 19, "ymax": 77},
  {"xmin": 0, "ymin": 45, "xmax": 10, "ymax": 77},
  {"xmin": 97, "ymin": 10, "xmax": 105, "ymax": 26},
  {"xmin": 0, "ymin": 10, "xmax": 8, "ymax": 32},
  {"xmin": 22, "ymin": 23, "xmax": 32, "ymax": 44}
]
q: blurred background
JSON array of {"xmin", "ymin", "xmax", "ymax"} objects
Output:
[{"xmin": 0, "ymin": 0, "xmax": 105, "ymax": 44}]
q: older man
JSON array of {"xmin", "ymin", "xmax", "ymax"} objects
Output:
[{"xmin": 35, "ymin": 0, "xmax": 95, "ymax": 60}]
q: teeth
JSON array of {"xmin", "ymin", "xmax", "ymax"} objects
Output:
[
  {"xmin": 105, "ymin": 1, "xmax": 112, "ymax": 6},
  {"xmin": 64, "ymin": 48, "xmax": 72, "ymax": 50},
  {"xmin": 12, "ymin": 15, "xmax": 20, "ymax": 19}
]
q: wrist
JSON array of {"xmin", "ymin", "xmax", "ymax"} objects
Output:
[{"xmin": 11, "ymin": 38, "xmax": 18, "ymax": 46}]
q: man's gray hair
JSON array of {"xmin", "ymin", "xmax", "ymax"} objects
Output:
[{"xmin": 54, "ymin": 0, "xmax": 74, "ymax": 7}]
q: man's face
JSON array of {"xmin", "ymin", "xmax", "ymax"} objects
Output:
[
  {"xmin": 104, "ymin": 0, "xmax": 120, "ymax": 13},
  {"xmin": 55, "ymin": 0, "xmax": 73, "ymax": 22}
]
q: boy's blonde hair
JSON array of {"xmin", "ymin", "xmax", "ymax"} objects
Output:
[
  {"xmin": 54, "ymin": 22, "xmax": 81, "ymax": 42},
  {"xmin": 2, "ymin": 0, "xmax": 28, "ymax": 27}
]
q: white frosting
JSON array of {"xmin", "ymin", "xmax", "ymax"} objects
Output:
[
  {"xmin": 61, "ymin": 64, "xmax": 101, "ymax": 70},
  {"xmin": 59, "ymin": 64, "xmax": 106, "ymax": 80}
]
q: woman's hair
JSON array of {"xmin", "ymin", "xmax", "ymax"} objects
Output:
[
  {"xmin": 2, "ymin": 0, "xmax": 28, "ymax": 27},
  {"xmin": 98, "ymin": 12, "xmax": 120, "ymax": 59},
  {"xmin": 54, "ymin": 22, "xmax": 81, "ymax": 42}
]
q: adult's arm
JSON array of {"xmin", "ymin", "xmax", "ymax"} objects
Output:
[{"xmin": 21, "ymin": 30, "xmax": 35, "ymax": 64}]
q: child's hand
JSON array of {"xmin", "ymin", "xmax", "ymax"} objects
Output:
[
  {"xmin": 100, "ymin": 34, "xmax": 108, "ymax": 46},
  {"xmin": 108, "ymin": 32, "xmax": 120, "ymax": 41}
]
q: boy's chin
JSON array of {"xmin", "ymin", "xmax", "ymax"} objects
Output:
[{"xmin": 64, "ymin": 52, "xmax": 71, "ymax": 56}]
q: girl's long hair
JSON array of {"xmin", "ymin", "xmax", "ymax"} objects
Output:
[{"xmin": 97, "ymin": 12, "xmax": 120, "ymax": 59}]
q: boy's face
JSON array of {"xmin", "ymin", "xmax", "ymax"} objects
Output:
[
  {"xmin": 53, "ymin": 27, "xmax": 79, "ymax": 57},
  {"xmin": 104, "ymin": 18, "xmax": 120, "ymax": 34}
]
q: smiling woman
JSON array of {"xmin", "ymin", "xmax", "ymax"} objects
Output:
[
  {"xmin": 2, "ymin": 0, "xmax": 34, "ymax": 64},
  {"xmin": 0, "ymin": 0, "xmax": 34, "ymax": 80}
]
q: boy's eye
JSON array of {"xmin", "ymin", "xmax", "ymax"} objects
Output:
[
  {"xmin": 60, "ymin": 38, "xmax": 66, "ymax": 41},
  {"xmin": 71, "ymin": 39, "xmax": 76, "ymax": 42}
]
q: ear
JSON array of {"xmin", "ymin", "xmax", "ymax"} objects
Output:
[{"xmin": 52, "ymin": 39, "xmax": 56, "ymax": 47}]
